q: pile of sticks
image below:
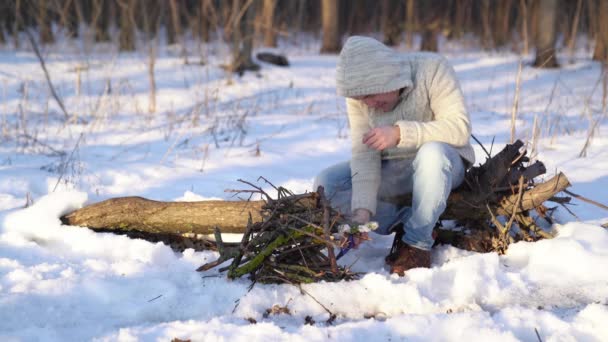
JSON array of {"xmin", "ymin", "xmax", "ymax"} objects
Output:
[
  {"xmin": 196, "ymin": 181, "xmax": 357, "ymax": 284},
  {"xmin": 425, "ymin": 139, "xmax": 572, "ymax": 253}
]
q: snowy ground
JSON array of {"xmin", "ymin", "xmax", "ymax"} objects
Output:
[{"xmin": 0, "ymin": 37, "xmax": 607, "ymax": 341}]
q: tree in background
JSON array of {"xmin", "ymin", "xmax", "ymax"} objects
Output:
[
  {"xmin": 229, "ymin": 0, "xmax": 260, "ymax": 74},
  {"xmin": 404, "ymin": 0, "xmax": 416, "ymax": 49},
  {"xmin": 0, "ymin": 0, "xmax": 603, "ymax": 70},
  {"xmin": 533, "ymin": 0, "xmax": 559, "ymax": 68},
  {"xmin": 262, "ymin": 0, "xmax": 278, "ymax": 47},
  {"xmin": 320, "ymin": 0, "xmax": 341, "ymax": 53},
  {"xmin": 381, "ymin": 0, "xmax": 402, "ymax": 46},
  {"xmin": 118, "ymin": 0, "xmax": 136, "ymax": 51},
  {"xmin": 592, "ymin": 0, "xmax": 608, "ymax": 63},
  {"xmin": 419, "ymin": 0, "xmax": 442, "ymax": 52},
  {"xmin": 92, "ymin": 0, "xmax": 112, "ymax": 42},
  {"xmin": 38, "ymin": 0, "xmax": 54, "ymax": 44}
]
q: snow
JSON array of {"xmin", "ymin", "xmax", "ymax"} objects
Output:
[{"xmin": 1, "ymin": 37, "xmax": 607, "ymax": 341}]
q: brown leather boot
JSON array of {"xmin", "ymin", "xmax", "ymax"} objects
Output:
[
  {"xmin": 389, "ymin": 241, "xmax": 431, "ymax": 276},
  {"xmin": 385, "ymin": 229, "xmax": 436, "ymax": 266},
  {"xmin": 385, "ymin": 228, "xmax": 404, "ymax": 266}
]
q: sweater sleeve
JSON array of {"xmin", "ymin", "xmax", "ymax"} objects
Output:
[
  {"xmin": 395, "ymin": 57, "xmax": 472, "ymax": 149},
  {"xmin": 346, "ymin": 98, "xmax": 381, "ymax": 215}
]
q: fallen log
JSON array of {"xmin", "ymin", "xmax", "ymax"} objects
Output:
[
  {"xmin": 61, "ymin": 197, "xmax": 265, "ymax": 235},
  {"xmin": 61, "ymin": 140, "xmax": 573, "ymax": 257}
]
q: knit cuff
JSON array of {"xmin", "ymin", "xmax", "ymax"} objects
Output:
[
  {"xmin": 351, "ymin": 181, "xmax": 378, "ymax": 216},
  {"xmin": 395, "ymin": 121, "xmax": 419, "ymax": 149}
]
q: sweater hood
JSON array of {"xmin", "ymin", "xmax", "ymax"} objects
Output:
[{"xmin": 336, "ymin": 36, "xmax": 413, "ymax": 98}]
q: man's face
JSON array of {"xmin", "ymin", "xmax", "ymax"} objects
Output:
[{"xmin": 352, "ymin": 90, "xmax": 401, "ymax": 112}]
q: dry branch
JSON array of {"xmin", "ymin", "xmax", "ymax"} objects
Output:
[{"xmin": 25, "ymin": 30, "xmax": 70, "ymax": 121}]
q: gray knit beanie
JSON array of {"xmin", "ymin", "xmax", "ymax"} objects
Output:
[{"xmin": 336, "ymin": 36, "xmax": 412, "ymax": 98}]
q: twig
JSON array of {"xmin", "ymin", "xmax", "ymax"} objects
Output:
[
  {"xmin": 559, "ymin": 202, "xmax": 581, "ymax": 220},
  {"xmin": 25, "ymin": 30, "xmax": 71, "ymax": 121},
  {"xmin": 53, "ymin": 133, "xmax": 83, "ymax": 192},
  {"xmin": 17, "ymin": 133, "xmax": 66, "ymax": 157},
  {"xmin": 471, "ymin": 134, "xmax": 491, "ymax": 158},
  {"xmin": 257, "ymin": 176, "xmax": 280, "ymax": 193},
  {"xmin": 236, "ymin": 178, "xmax": 272, "ymax": 200},
  {"xmin": 486, "ymin": 203, "xmax": 506, "ymax": 236},
  {"xmin": 297, "ymin": 284, "xmax": 336, "ymax": 320},
  {"xmin": 283, "ymin": 214, "xmax": 340, "ymax": 248},
  {"xmin": 147, "ymin": 294, "xmax": 163, "ymax": 302},
  {"xmin": 534, "ymin": 328, "xmax": 543, "ymax": 342},
  {"xmin": 504, "ymin": 176, "xmax": 525, "ymax": 234},
  {"xmin": 319, "ymin": 187, "xmax": 338, "ymax": 274},
  {"xmin": 511, "ymin": 60, "xmax": 523, "ymax": 144},
  {"xmin": 284, "ymin": 224, "xmax": 340, "ymax": 249},
  {"xmin": 563, "ymin": 189, "xmax": 608, "ymax": 211}
]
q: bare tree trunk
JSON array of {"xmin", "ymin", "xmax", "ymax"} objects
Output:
[
  {"xmin": 169, "ymin": 0, "xmax": 187, "ymax": 62},
  {"xmin": 91, "ymin": 0, "xmax": 110, "ymax": 42},
  {"xmin": 519, "ymin": 0, "xmax": 529, "ymax": 55},
  {"xmin": 419, "ymin": 0, "xmax": 441, "ymax": 52},
  {"xmin": 55, "ymin": 0, "xmax": 79, "ymax": 38},
  {"xmin": 381, "ymin": 0, "xmax": 401, "ymax": 46},
  {"xmin": 168, "ymin": 0, "xmax": 181, "ymax": 40},
  {"xmin": 0, "ymin": 18, "xmax": 4, "ymax": 44},
  {"xmin": 230, "ymin": 0, "xmax": 260, "ymax": 74},
  {"xmin": 533, "ymin": 0, "xmax": 559, "ymax": 68},
  {"xmin": 493, "ymin": 0, "xmax": 513, "ymax": 47},
  {"xmin": 480, "ymin": 0, "xmax": 493, "ymax": 49},
  {"xmin": 593, "ymin": 0, "xmax": 608, "ymax": 62},
  {"xmin": 404, "ymin": 0, "xmax": 415, "ymax": 48},
  {"xmin": 320, "ymin": 0, "xmax": 341, "ymax": 53},
  {"xmin": 262, "ymin": 0, "xmax": 277, "ymax": 47},
  {"xmin": 142, "ymin": 0, "xmax": 159, "ymax": 114},
  {"xmin": 13, "ymin": 0, "xmax": 22, "ymax": 49},
  {"xmin": 566, "ymin": 0, "xmax": 583, "ymax": 62},
  {"xmin": 294, "ymin": 0, "xmax": 306, "ymax": 36},
  {"xmin": 451, "ymin": 0, "xmax": 470, "ymax": 40},
  {"xmin": 199, "ymin": 0, "xmax": 217, "ymax": 42},
  {"xmin": 38, "ymin": 0, "xmax": 55, "ymax": 44},
  {"xmin": 420, "ymin": 30, "xmax": 438, "ymax": 51},
  {"xmin": 118, "ymin": 0, "xmax": 136, "ymax": 51}
]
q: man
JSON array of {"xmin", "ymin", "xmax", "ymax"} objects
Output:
[{"xmin": 314, "ymin": 36, "xmax": 475, "ymax": 275}]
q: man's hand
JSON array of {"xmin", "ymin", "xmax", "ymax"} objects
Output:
[
  {"xmin": 362, "ymin": 126, "xmax": 400, "ymax": 150},
  {"xmin": 352, "ymin": 208, "xmax": 371, "ymax": 224}
]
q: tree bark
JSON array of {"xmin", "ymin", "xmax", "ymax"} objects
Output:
[
  {"xmin": 229, "ymin": 0, "xmax": 260, "ymax": 74},
  {"xmin": 38, "ymin": 0, "xmax": 55, "ymax": 44},
  {"xmin": 480, "ymin": 0, "xmax": 493, "ymax": 49},
  {"xmin": 62, "ymin": 197, "xmax": 265, "ymax": 235},
  {"xmin": 381, "ymin": 0, "xmax": 401, "ymax": 46},
  {"xmin": 493, "ymin": 0, "xmax": 513, "ymax": 47},
  {"xmin": 592, "ymin": 0, "xmax": 608, "ymax": 62},
  {"xmin": 262, "ymin": 0, "xmax": 277, "ymax": 47},
  {"xmin": 419, "ymin": 0, "xmax": 442, "ymax": 52},
  {"xmin": 320, "ymin": 0, "xmax": 341, "ymax": 53},
  {"xmin": 519, "ymin": 0, "xmax": 529, "ymax": 55},
  {"xmin": 404, "ymin": 0, "xmax": 415, "ymax": 48},
  {"xmin": 566, "ymin": 0, "xmax": 583, "ymax": 61},
  {"xmin": 119, "ymin": 0, "xmax": 136, "ymax": 51},
  {"xmin": 92, "ymin": 0, "xmax": 111, "ymax": 42},
  {"xmin": 533, "ymin": 0, "xmax": 559, "ymax": 68},
  {"xmin": 13, "ymin": 0, "xmax": 21, "ymax": 51}
]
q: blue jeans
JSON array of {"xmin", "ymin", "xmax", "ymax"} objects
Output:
[{"xmin": 313, "ymin": 142, "xmax": 466, "ymax": 250}]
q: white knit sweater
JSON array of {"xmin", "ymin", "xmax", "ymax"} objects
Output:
[{"xmin": 338, "ymin": 39, "xmax": 475, "ymax": 215}]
